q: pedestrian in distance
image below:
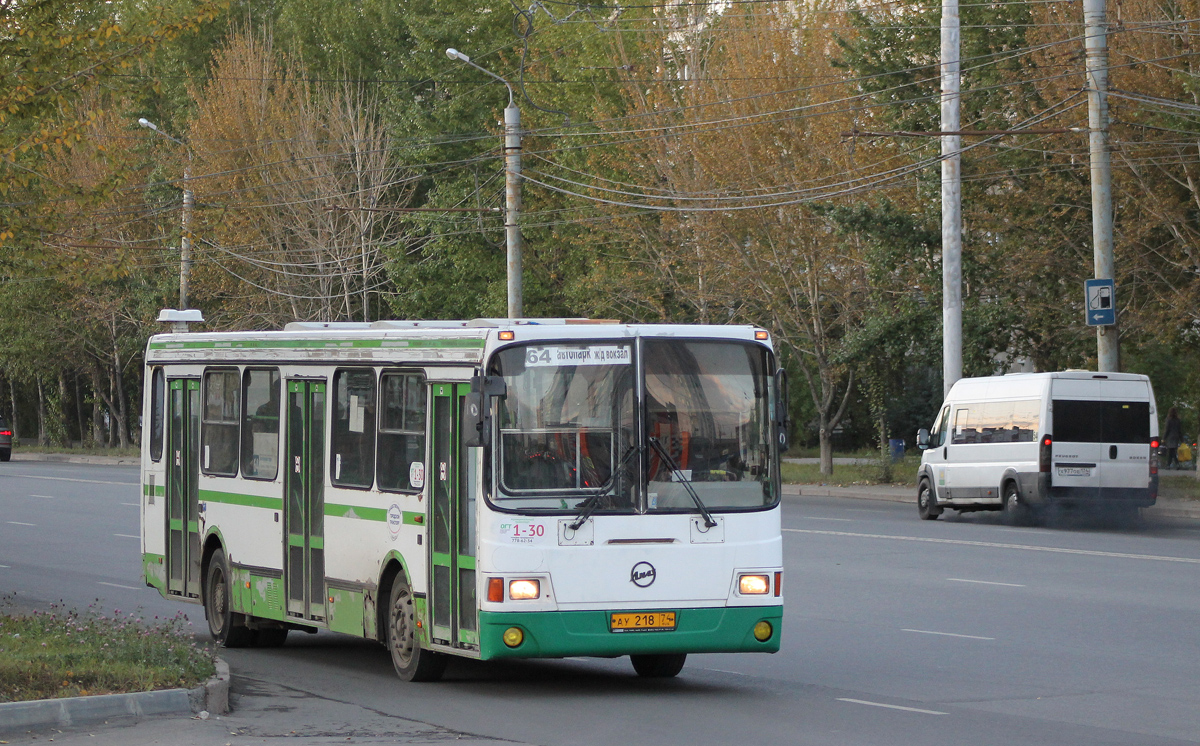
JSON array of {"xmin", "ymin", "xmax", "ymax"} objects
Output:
[{"xmin": 1163, "ymin": 406, "xmax": 1183, "ymax": 469}]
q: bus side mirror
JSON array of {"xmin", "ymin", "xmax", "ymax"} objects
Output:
[
  {"xmin": 775, "ymin": 368, "xmax": 791, "ymax": 453},
  {"xmin": 462, "ymin": 374, "xmax": 507, "ymax": 448},
  {"xmin": 916, "ymin": 428, "xmax": 930, "ymax": 450}
]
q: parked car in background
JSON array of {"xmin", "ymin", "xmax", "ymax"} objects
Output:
[{"xmin": 0, "ymin": 416, "xmax": 11, "ymax": 461}]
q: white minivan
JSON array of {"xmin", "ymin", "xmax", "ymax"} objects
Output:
[{"xmin": 915, "ymin": 371, "xmax": 1159, "ymax": 520}]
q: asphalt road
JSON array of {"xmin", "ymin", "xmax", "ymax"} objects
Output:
[{"xmin": 2, "ymin": 462, "xmax": 1199, "ymax": 745}]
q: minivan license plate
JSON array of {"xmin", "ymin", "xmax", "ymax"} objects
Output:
[{"xmin": 1057, "ymin": 466, "xmax": 1092, "ymax": 477}]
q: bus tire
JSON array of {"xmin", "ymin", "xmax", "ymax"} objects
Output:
[
  {"xmin": 387, "ymin": 575, "xmax": 446, "ymax": 682},
  {"xmin": 204, "ymin": 547, "xmax": 255, "ymax": 648},
  {"xmin": 917, "ymin": 479, "xmax": 941, "ymax": 521},
  {"xmin": 254, "ymin": 628, "xmax": 288, "ymax": 648},
  {"xmin": 630, "ymin": 653, "xmax": 687, "ymax": 678}
]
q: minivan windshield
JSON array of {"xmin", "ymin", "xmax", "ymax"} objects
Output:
[{"xmin": 489, "ymin": 339, "xmax": 776, "ymax": 514}]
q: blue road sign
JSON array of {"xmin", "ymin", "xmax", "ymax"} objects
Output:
[{"xmin": 1085, "ymin": 278, "xmax": 1116, "ymax": 326}]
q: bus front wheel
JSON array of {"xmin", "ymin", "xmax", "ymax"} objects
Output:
[
  {"xmin": 387, "ymin": 576, "xmax": 446, "ymax": 682},
  {"xmin": 204, "ymin": 547, "xmax": 254, "ymax": 647},
  {"xmin": 631, "ymin": 653, "xmax": 686, "ymax": 678}
]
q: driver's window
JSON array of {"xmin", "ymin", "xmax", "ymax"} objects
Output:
[{"xmin": 932, "ymin": 406, "xmax": 951, "ymax": 447}]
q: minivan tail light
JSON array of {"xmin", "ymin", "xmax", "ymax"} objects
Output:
[
  {"xmin": 1150, "ymin": 438, "xmax": 1159, "ymax": 475},
  {"xmin": 1039, "ymin": 435, "xmax": 1053, "ymax": 473}
]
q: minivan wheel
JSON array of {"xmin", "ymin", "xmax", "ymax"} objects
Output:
[
  {"xmin": 918, "ymin": 480, "xmax": 942, "ymax": 520},
  {"xmin": 1002, "ymin": 482, "xmax": 1029, "ymax": 525}
]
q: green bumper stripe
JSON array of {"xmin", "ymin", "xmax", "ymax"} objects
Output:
[
  {"xmin": 199, "ymin": 490, "xmax": 283, "ymax": 510},
  {"xmin": 477, "ymin": 605, "xmax": 782, "ymax": 660}
]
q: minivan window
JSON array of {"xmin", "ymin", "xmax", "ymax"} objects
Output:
[
  {"xmin": 1052, "ymin": 400, "xmax": 1150, "ymax": 444},
  {"xmin": 951, "ymin": 400, "xmax": 1040, "ymax": 444}
]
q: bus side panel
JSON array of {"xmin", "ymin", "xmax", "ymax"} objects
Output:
[{"xmin": 200, "ymin": 481, "xmax": 285, "ymax": 570}]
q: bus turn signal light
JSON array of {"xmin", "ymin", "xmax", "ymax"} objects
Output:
[
  {"xmin": 739, "ymin": 574, "xmax": 770, "ymax": 595},
  {"xmin": 499, "ymin": 330, "xmax": 515, "ymax": 340},
  {"xmin": 755, "ymin": 330, "xmax": 769, "ymax": 340},
  {"xmin": 487, "ymin": 578, "xmax": 504, "ymax": 603},
  {"xmin": 774, "ymin": 571, "xmax": 782, "ymax": 597},
  {"xmin": 509, "ymin": 579, "xmax": 540, "ymax": 600}
]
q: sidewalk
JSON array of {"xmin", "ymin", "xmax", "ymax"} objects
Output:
[{"xmin": 782, "ymin": 481, "xmax": 1200, "ymax": 520}]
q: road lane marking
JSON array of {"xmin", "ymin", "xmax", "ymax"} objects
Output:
[
  {"xmin": 798, "ymin": 517, "xmax": 854, "ymax": 522},
  {"xmin": 28, "ymin": 494, "xmax": 55, "ymax": 499},
  {"xmin": 7, "ymin": 521, "xmax": 36, "ymax": 527},
  {"xmin": 947, "ymin": 578, "xmax": 1025, "ymax": 587},
  {"xmin": 903, "ymin": 628, "xmax": 995, "ymax": 640},
  {"xmin": 98, "ymin": 581, "xmax": 141, "ymax": 591},
  {"xmin": 121, "ymin": 502, "xmax": 139, "ymax": 507},
  {"xmin": 3, "ymin": 474, "xmax": 137, "ymax": 486},
  {"xmin": 114, "ymin": 534, "xmax": 140, "ymax": 539},
  {"xmin": 783, "ymin": 528, "xmax": 1200, "ymax": 564},
  {"xmin": 837, "ymin": 698, "xmax": 948, "ymax": 716},
  {"xmin": 0, "ymin": 565, "xmax": 9, "ymax": 568}
]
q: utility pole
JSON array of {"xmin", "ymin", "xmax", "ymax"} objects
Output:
[
  {"xmin": 504, "ymin": 103, "xmax": 524, "ymax": 320},
  {"xmin": 1084, "ymin": 0, "xmax": 1119, "ymax": 371},
  {"xmin": 447, "ymin": 48, "xmax": 523, "ymax": 319},
  {"xmin": 941, "ymin": 0, "xmax": 963, "ymax": 395},
  {"xmin": 139, "ymin": 118, "xmax": 194, "ymax": 311},
  {"xmin": 180, "ymin": 165, "xmax": 193, "ymax": 310}
]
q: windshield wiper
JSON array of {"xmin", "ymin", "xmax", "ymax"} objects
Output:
[
  {"xmin": 648, "ymin": 436, "xmax": 717, "ymax": 528},
  {"xmin": 568, "ymin": 444, "xmax": 639, "ymax": 531}
]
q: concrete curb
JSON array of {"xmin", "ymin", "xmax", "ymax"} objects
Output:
[
  {"xmin": 0, "ymin": 658, "xmax": 229, "ymax": 734},
  {"xmin": 9, "ymin": 452, "xmax": 136, "ymax": 466},
  {"xmin": 782, "ymin": 483, "xmax": 1200, "ymax": 520}
]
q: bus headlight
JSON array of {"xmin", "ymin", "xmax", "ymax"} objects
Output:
[
  {"xmin": 509, "ymin": 579, "xmax": 540, "ymax": 600},
  {"xmin": 753, "ymin": 621, "xmax": 773, "ymax": 641},
  {"xmin": 503, "ymin": 627, "xmax": 525, "ymax": 647},
  {"xmin": 739, "ymin": 574, "xmax": 770, "ymax": 595}
]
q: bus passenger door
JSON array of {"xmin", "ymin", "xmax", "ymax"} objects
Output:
[
  {"xmin": 285, "ymin": 380, "xmax": 326, "ymax": 622},
  {"xmin": 429, "ymin": 383, "xmax": 478, "ymax": 649},
  {"xmin": 166, "ymin": 378, "xmax": 202, "ymax": 599}
]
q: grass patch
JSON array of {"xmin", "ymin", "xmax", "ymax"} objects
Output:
[
  {"xmin": 782, "ymin": 454, "xmax": 920, "ymax": 487},
  {"xmin": 0, "ymin": 601, "xmax": 215, "ymax": 703},
  {"xmin": 1159, "ymin": 471, "xmax": 1200, "ymax": 502}
]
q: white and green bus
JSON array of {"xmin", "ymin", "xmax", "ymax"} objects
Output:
[{"xmin": 140, "ymin": 316, "xmax": 786, "ymax": 681}]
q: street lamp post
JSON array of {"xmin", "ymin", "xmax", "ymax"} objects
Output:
[
  {"xmin": 138, "ymin": 117, "xmax": 195, "ymax": 311},
  {"xmin": 446, "ymin": 48, "xmax": 523, "ymax": 319}
]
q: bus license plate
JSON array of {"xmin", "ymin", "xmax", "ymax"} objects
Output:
[
  {"xmin": 610, "ymin": 611, "xmax": 677, "ymax": 632},
  {"xmin": 1057, "ymin": 466, "xmax": 1092, "ymax": 477}
]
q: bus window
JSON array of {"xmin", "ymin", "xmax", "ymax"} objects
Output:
[
  {"xmin": 202, "ymin": 369, "xmax": 240, "ymax": 476},
  {"xmin": 242, "ymin": 368, "xmax": 281, "ymax": 480},
  {"xmin": 150, "ymin": 367, "xmax": 165, "ymax": 462},
  {"xmin": 378, "ymin": 372, "xmax": 425, "ymax": 492},
  {"xmin": 332, "ymin": 369, "xmax": 376, "ymax": 489}
]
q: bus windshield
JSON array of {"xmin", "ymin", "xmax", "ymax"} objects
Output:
[{"xmin": 491, "ymin": 339, "xmax": 776, "ymax": 514}]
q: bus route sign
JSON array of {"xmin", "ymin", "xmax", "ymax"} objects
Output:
[{"xmin": 1084, "ymin": 278, "xmax": 1116, "ymax": 327}]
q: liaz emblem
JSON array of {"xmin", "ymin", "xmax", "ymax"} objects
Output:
[{"xmin": 630, "ymin": 561, "xmax": 656, "ymax": 588}]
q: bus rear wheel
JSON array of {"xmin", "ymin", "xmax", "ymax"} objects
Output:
[
  {"xmin": 205, "ymin": 547, "xmax": 255, "ymax": 647},
  {"xmin": 631, "ymin": 653, "xmax": 687, "ymax": 678},
  {"xmin": 387, "ymin": 575, "xmax": 446, "ymax": 682}
]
